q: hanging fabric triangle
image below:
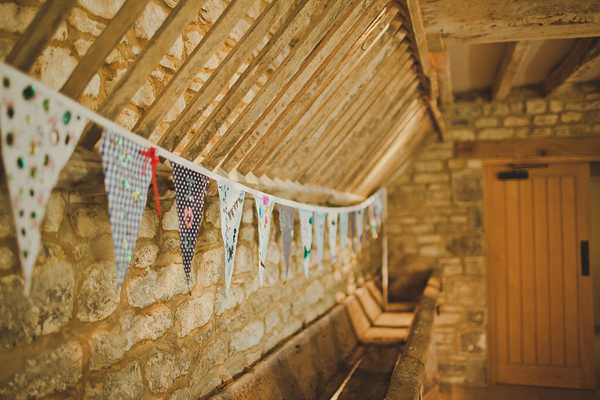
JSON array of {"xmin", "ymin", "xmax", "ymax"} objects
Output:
[
  {"xmin": 299, "ymin": 210, "xmax": 313, "ymax": 278},
  {"xmin": 100, "ymin": 130, "xmax": 153, "ymax": 288},
  {"xmin": 339, "ymin": 212, "xmax": 348, "ymax": 264},
  {"xmin": 0, "ymin": 65, "xmax": 87, "ymax": 294},
  {"xmin": 254, "ymin": 194, "xmax": 274, "ymax": 288},
  {"xmin": 172, "ymin": 162, "xmax": 209, "ymax": 284},
  {"xmin": 356, "ymin": 209, "xmax": 363, "ymax": 251},
  {"xmin": 315, "ymin": 212, "xmax": 326, "ymax": 274},
  {"xmin": 349, "ymin": 211, "xmax": 356, "ymax": 252},
  {"xmin": 218, "ymin": 183, "xmax": 245, "ymax": 295},
  {"xmin": 279, "ymin": 204, "xmax": 295, "ymax": 280},
  {"xmin": 368, "ymin": 203, "xmax": 378, "ymax": 239},
  {"xmin": 328, "ymin": 212, "xmax": 338, "ymax": 264}
]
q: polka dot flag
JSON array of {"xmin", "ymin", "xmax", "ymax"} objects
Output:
[
  {"xmin": 0, "ymin": 64, "xmax": 87, "ymax": 295},
  {"xmin": 172, "ymin": 162, "xmax": 209, "ymax": 284}
]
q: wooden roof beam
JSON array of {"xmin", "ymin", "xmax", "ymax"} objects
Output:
[
  {"xmin": 430, "ymin": 49, "xmax": 453, "ymax": 108},
  {"xmin": 542, "ymin": 38, "xmax": 600, "ymax": 96},
  {"xmin": 492, "ymin": 41, "xmax": 530, "ymax": 100}
]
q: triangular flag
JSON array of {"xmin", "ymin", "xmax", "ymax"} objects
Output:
[
  {"xmin": 279, "ymin": 205, "xmax": 295, "ymax": 280},
  {"xmin": 172, "ymin": 162, "xmax": 209, "ymax": 284},
  {"xmin": 349, "ymin": 211, "xmax": 356, "ymax": 252},
  {"xmin": 356, "ymin": 209, "xmax": 363, "ymax": 251},
  {"xmin": 254, "ymin": 194, "xmax": 274, "ymax": 288},
  {"xmin": 299, "ymin": 210, "xmax": 313, "ymax": 278},
  {"xmin": 315, "ymin": 212, "xmax": 326, "ymax": 274},
  {"xmin": 340, "ymin": 212, "xmax": 348, "ymax": 264},
  {"xmin": 368, "ymin": 203, "xmax": 378, "ymax": 239},
  {"xmin": 328, "ymin": 212, "xmax": 338, "ymax": 264},
  {"xmin": 218, "ymin": 183, "xmax": 245, "ymax": 295},
  {"xmin": 0, "ymin": 65, "xmax": 87, "ymax": 294},
  {"xmin": 101, "ymin": 130, "xmax": 153, "ymax": 288}
]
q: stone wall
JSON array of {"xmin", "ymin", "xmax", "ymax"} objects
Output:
[
  {"xmin": 387, "ymin": 82, "xmax": 600, "ymax": 385},
  {"xmin": 0, "ymin": 182, "xmax": 382, "ymax": 399}
]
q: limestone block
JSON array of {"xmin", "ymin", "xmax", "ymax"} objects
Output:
[
  {"xmin": 445, "ymin": 129, "xmax": 476, "ymax": 142},
  {"xmin": 70, "ymin": 205, "xmax": 111, "ymax": 239},
  {"xmin": 120, "ymin": 304, "xmax": 173, "ymax": 348},
  {"xmin": 215, "ymin": 284, "xmax": 244, "ymax": 315},
  {"xmin": 230, "ymin": 320, "xmax": 264, "ymax": 353},
  {"xmin": 80, "ymin": 0, "xmax": 126, "ymax": 19},
  {"xmin": 533, "ymin": 114, "xmax": 558, "ymax": 126},
  {"xmin": 168, "ymin": 35, "xmax": 184, "ymax": 60},
  {"xmin": 0, "ymin": 4, "xmax": 36, "ymax": 33},
  {"xmin": 85, "ymin": 361, "xmax": 144, "ymax": 400},
  {"xmin": 0, "ymin": 246, "xmax": 15, "ymax": 270},
  {"xmin": 452, "ymin": 170, "xmax": 482, "ymax": 203},
  {"xmin": 68, "ymin": 8, "xmax": 105, "ymax": 36},
  {"xmin": 135, "ymin": 2, "xmax": 168, "ymax": 39},
  {"xmin": 77, "ymin": 261, "xmax": 118, "ymax": 322},
  {"xmin": 127, "ymin": 263, "xmax": 191, "ymax": 308},
  {"xmin": 413, "ymin": 173, "xmax": 450, "ymax": 184},
  {"xmin": 217, "ymin": 305, "xmax": 251, "ymax": 333},
  {"xmin": 503, "ymin": 116, "xmax": 529, "ymax": 127},
  {"xmin": 83, "ymin": 74, "xmax": 101, "ymax": 97},
  {"xmin": 145, "ymin": 348, "xmax": 192, "ymax": 393},
  {"xmin": 414, "ymin": 160, "xmax": 444, "ymax": 172},
  {"xmin": 199, "ymin": 1, "xmax": 226, "ymax": 25},
  {"xmin": 482, "ymin": 103, "xmax": 509, "ymax": 116},
  {"xmin": 474, "ymin": 117, "xmax": 497, "ymax": 128},
  {"xmin": 305, "ymin": 280, "xmax": 325, "ymax": 306},
  {"xmin": 164, "ymin": 95, "xmax": 187, "ymax": 123},
  {"xmin": 131, "ymin": 242, "xmax": 159, "ymax": 269},
  {"xmin": 169, "ymin": 388, "xmax": 192, "ymax": 400},
  {"xmin": 549, "ymin": 99, "xmax": 563, "ymax": 113},
  {"xmin": 132, "ymin": 80, "xmax": 156, "ymax": 108},
  {"xmin": 196, "ymin": 248, "xmax": 222, "ymax": 287},
  {"xmin": 477, "ymin": 127, "xmax": 513, "ymax": 140},
  {"xmin": 233, "ymin": 245, "xmax": 254, "ymax": 274},
  {"xmin": 175, "ymin": 292, "xmax": 215, "ymax": 337},
  {"xmin": 88, "ymin": 328, "xmax": 128, "ymax": 370},
  {"xmin": 561, "ymin": 111, "xmax": 582, "ymax": 123},
  {"xmin": 446, "ymin": 234, "xmax": 483, "ymax": 257},
  {"xmin": 0, "ymin": 341, "xmax": 82, "ymax": 399},
  {"xmin": 138, "ymin": 208, "xmax": 159, "ymax": 239},
  {"xmin": 265, "ymin": 308, "xmax": 280, "ymax": 333},
  {"xmin": 446, "ymin": 275, "xmax": 486, "ymax": 305},
  {"xmin": 190, "ymin": 338, "xmax": 227, "ymax": 387},
  {"xmin": 184, "ymin": 30, "xmax": 202, "ymax": 57},
  {"xmin": 460, "ymin": 330, "xmax": 486, "ymax": 353},
  {"xmin": 525, "ymin": 99, "xmax": 547, "ymax": 114},
  {"xmin": 34, "ymin": 47, "xmax": 78, "ymax": 90},
  {"xmin": 162, "ymin": 203, "xmax": 180, "ymax": 231}
]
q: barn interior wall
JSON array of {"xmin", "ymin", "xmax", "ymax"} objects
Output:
[{"xmin": 387, "ymin": 82, "xmax": 600, "ymax": 385}]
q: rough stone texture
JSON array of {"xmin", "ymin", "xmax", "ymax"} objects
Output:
[
  {"xmin": 0, "ymin": 341, "xmax": 82, "ymax": 399},
  {"xmin": 126, "ymin": 263, "xmax": 191, "ymax": 308},
  {"xmin": 33, "ymin": 46, "xmax": 78, "ymax": 89},
  {"xmin": 120, "ymin": 304, "xmax": 173, "ymax": 347},
  {"xmin": 42, "ymin": 192, "xmax": 67, "ymax": 233},
  {"xmin": 135, "ymin": 2, "xmax": 168, "ymax": 39},
  {"xmin": 80, "ymin": 0, "xmax": 126, "ymax": 19},
  {"xmin": 88, "ymin": 328, "xmax": 129, "ymax": 370},
  {"xmin": 85, "ymin": 361, "xmax": 144, "ymax": 400},
  {"xmin": 68, "ymin": 7, "xmax": 105, "ymax": 36},
  {"xmin": 231, "ymin": 320, "xmax": 264, "ymax": 353},
  {"xmin": 70, "ymin": 205, "xmax": 111, "ymax": 239},
  {"xmin": 77, "ymin": 261, "xmax": 118, "ymax": 322},
  {"xmin": 145, "ymin": 348, "xmax": 192, "ymax": 393},
  {"xmin": 0, "ymin": 3, "xmax": 36, "ymax": 33},
  {"xmin": 175, "ymin": 292, "xmax": 215, "ymax": 337},
  {"xmin": 0, "ymin": 246, "xmax": 15, "ymax": 270}
]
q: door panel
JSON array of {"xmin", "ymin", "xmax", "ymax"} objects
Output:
[{"xmin": 485, "ymin": 162, "xmax": 594, "ymax": 389}]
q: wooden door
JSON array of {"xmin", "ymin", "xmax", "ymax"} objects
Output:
[{"xmin": 485, "ymin": 162, "xmax": 595, "ymax": 389}]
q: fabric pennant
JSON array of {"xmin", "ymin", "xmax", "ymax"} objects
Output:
[
  {"xmin": 218, "ymin": 183, "xmax": 245, "ymax": 295},
  {"xmin": 356, "ymin": 209, "xmax": 363, "ymax": 251},
  {"xmin": 172, "ymin": 162, "xmax": 209, "ymax": 284},
  {"xmin": 101, "ymin": 130, "xmax": 153, "ymax": 288},
  {"xmin": 328, "ymin": 212, "xmax": 338, "ymax": 264},
  {"xmin": 279, "ymin": 205, "xmax": 295, "ymax": 280},
  {"xmin": 340, "ymin": 212, "xmax": 348, "ymax": 264},
  {"xmin": 254, "ymin": 194, "xmax": 275, "ymax": 288},
  {"xmin": 315, "ymin": 212, "xmax": 326, "ymax": 274},
  {"xmin": 368, "ymin": 203, "xmax": 378, "ymax": 239},
  {"xmin": 349, "ymin": 211, "xmax": 356, "ymax": 251},
  {"xmin": 299, "ymin": 210, "xmax": 313, "ymax": 278},
  {"xmin": 0, "ymin": 66, "xmax": 87, "ymax": 294}
]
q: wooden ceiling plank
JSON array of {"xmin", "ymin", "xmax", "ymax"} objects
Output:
[
  {"xmin": 280, "ymin": 45, "xmax": 413, "ymax": 181},
  {"xmin": 5, "ymin": 0, "xmax": 78, "ymax": 72},
  {"xmin": 156, "ymin": 0, "xmax": 295, "ymax": 152},
  {"xmin": 404, "ymin": 0, "xmax": 432, "ymax": 77},
  {"xmin": 79, "ymin": 0, "xmax": 209, "ymax": 148},
  {"xmin": 542, "ymin": 38, "xmax": 600, "ymax": 95},
  {"xmin": 133, "ymin": 0, "xmax": 255, "ymax": 139},
  {"xmin": 430, "ymin": 50, "xmax": 453, "ymax": 107},
  {"xmin": 180, "ymin": 0, "xmax": 324, "ymax": 161},
  {"xmin": 235, "ymin": 4, "xmax": 399, "ymax": 176},
  {"xmin": 260, "ymin": 27, "xmax": 407, "ymax": 178},
  {"xmin": 61, "ymin": 0, "xmax": 150, "ymax": 99},
  {"xmin": 214, "ymin": 0, "xmax": 386, "ymax": 172},
  {"xmin": 200, "ymin": 0, "xmax": 357, "ymax": 170},
  {"xmin": 491, "ymin": 41, "xmax": 531, "ymax": 100}
]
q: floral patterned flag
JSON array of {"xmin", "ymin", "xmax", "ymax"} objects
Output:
[
  {"xmin": 254, "ymin": 194, "xmax": 275, "ymax": 288},
  {"xmin": 328, "ymin": 212, "xmax": 338, "ymax": 264},
  {"xmin": 0, "ymin": 65, "xmax": 87, "ymax": 294},
  {"xmin": 368, "ymin": 203, "xmax": 378, "ymax": 239},
  {"xmin": 172, "ymin": 162, "xmax": 209, "ymax": 284},
  {"xmin": 315, "ymin": 212, "xmax": 326, "ymax": 274},
  {"xmin": 101, "ymin": 130, "xmax": 153, "ymax": 288},
  {"xmin": 299, "ymin": 210, "xmax": 313, "ymax": 278},
  {"xmin": 339, "ymin": 212, "xmax": 348, "ymax": 264},
  {"xmin": 279, "ymin": 205, "xmax": 295, "ymax": 280},
  {"xmin": 218, "ymin": 183, "xmax": 245, "ymax": 295},
  {"xmin": 356, "ymin": 209, "xmax": 363, "ymax": 251}
]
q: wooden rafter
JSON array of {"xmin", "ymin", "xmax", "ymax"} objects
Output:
[
  {"xmin": 492, "ymin": 41, "xmax": 530, "ymax": 100},
  {"xmin": 430, "ymin": 50, "xmax": 453, "ymax": 107},
  {"xmin": 543, "ymin": 38, "xmax": 600, "ymax": 95}
]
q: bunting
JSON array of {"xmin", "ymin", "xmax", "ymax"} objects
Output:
[
  {"xmin": 299, "ymin": 210, "xmax": 313, "ymax": 278},
  {"xmin": 328, "ymin": 212, "xmax": 338, "ymax": 264},
  {"xmin": 340, "ymin": 212, "xmax": 348, "ymax": 264},
  {"xmin": 349, "ymin": 211, "xmax": 356, "ymax": 251},
  {"xmin": 172, "ymin": 162, "xmax": 209, "ymax": 283},
  {"xmin": 315, "ymin": 212, "xmax": 326, "ymax": 274},
  {"xmin": 356, "ymin": 209, "xmax": 363, "ymax": 251},
  {"xmin": 368, "ymin": 203, "xmax": 378, "ymax": 239},
  {"xmin": 101, "ymin": 130, "xmax": 153, "ymax": 288},
  {"xmin": 254, "ymin": 194, "xmax": 274, "ymax": 288},
  {"xmin": 0, "ymin": 66, "xmax": 87, "ymax": 294},
  {"xmin": 279, "ymin": 205, "xmax": 295, "ymax": 279},
  {"xmin": 218, "ymin": 183, "xmax": 245, "ymax": 295}
]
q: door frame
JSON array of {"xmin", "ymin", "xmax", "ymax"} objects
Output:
[{"xmin": 483, "ymin": 155, "xmax": 600, "ymax": 387}]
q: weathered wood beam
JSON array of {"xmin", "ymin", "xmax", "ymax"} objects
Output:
[
  {"xmin": 235, "ymin": 6, "xmax": 400, "ymax": 177},
  {"xmin": 213, "ymin": 0, "xmax": 387, "ymax": 172},
  {"xmin": 133, "ymin": 0, "xmax": 255, "ymax": 139},
  {"xmin": 542, "ymin": 38, "xmax": 600, "ymax": 96},
  {"xmin": 180, "ymin": 0, "xmax": 323, "ymax": 161},
  {"xmin": 455, "ymin": 137, "xmax": 600, "ymax": 160},
  {"xmin": 200, "ymin": 0, "xmax": 356, "ymax": 170},
  {"xmin": 492, "ymin": 41, "xmax": 530, "ymax": 100},
  {"xmin": 156, "ymin": 0, "xmax": 295, "ymax": 152},
  {"xmin": 5, "ymin": 0, "xmax": 78, "ymax": 72},
  {"xmin": 61, "ymin": 0, "xmax": 150, "ymax": 99},
  {"xmin": 79, "ymin": 0, "xmax": 209, "ymax": 148},
  {"xmin": 430, "ymin": 50, "xmax": 453, "ymax": 107}
]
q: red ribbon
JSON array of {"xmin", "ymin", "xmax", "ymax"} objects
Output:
[{"xmin": 140, "ymin": 147, "xmax": 162, "ymax": 216}]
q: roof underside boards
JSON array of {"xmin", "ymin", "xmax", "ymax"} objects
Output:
[{"xmin": 1, "ymin": 0, "xmax": 438, "ymax": 200}]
